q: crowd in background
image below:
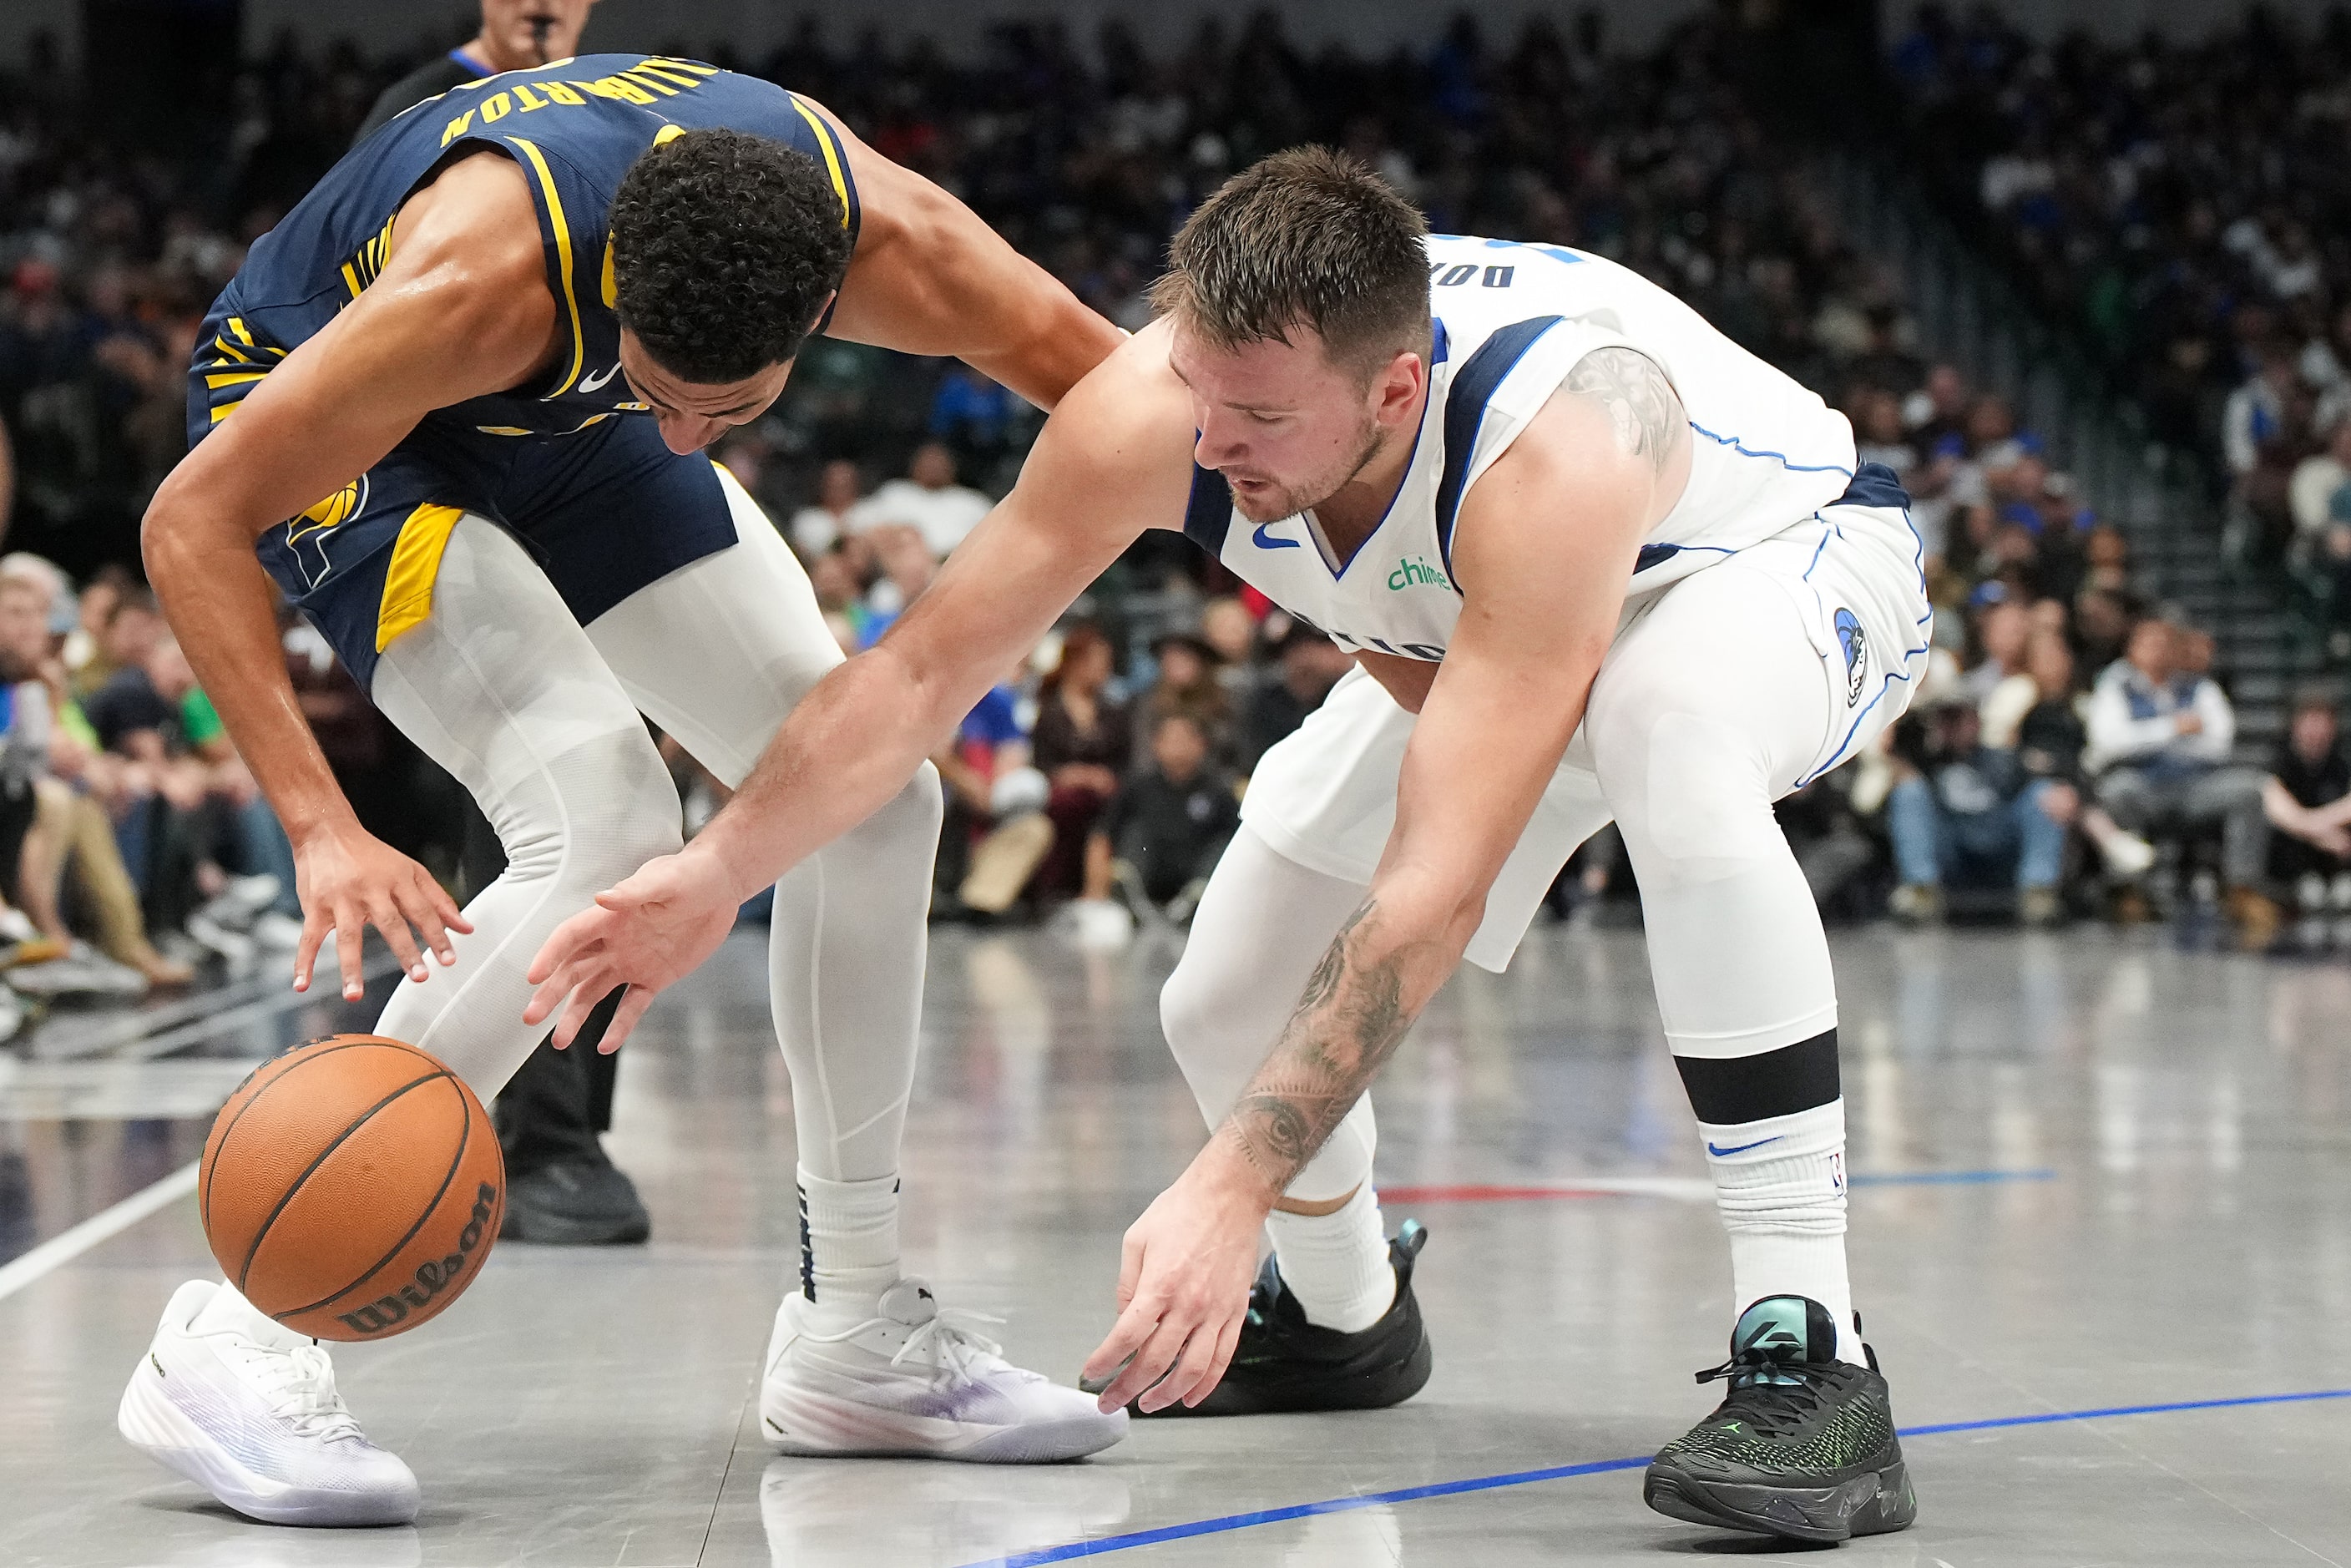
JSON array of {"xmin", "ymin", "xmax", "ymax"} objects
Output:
[
  {"xmin": 0, "ymin": 8, "xmax": 2340, "ymax": 1015},
  {"xmin": 1888, "ymin": 5, "xmax": 2351, "ymax": 642}
]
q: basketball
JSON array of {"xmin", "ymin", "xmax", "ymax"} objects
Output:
[{"xmin": 200, "ymin": 1034, "xmax": 505, "ymax": 1343}]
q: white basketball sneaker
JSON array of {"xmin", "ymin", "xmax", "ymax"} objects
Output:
[
  {"xmin": 760, "ymin": 1279, "xmax": 1127, "ymax": 1463},
  {"xmin": 118, "ymin": 1280, "xmax": 420, "ymax": 1526}
]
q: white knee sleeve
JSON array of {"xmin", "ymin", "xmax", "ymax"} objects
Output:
[
  {"xmin": 366, "ymin": 518, "xmax": 683, "ymax": 1098},
  {"xmin": 1159, "ymin": 828, "xmax": 1377, "ymax": 1204}
]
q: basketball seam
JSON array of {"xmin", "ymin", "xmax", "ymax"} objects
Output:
[
  {"xmin": 277, "ymin": 1078, "xmax": 481, "ymax": 1321},
  {"xmin": 203, "ymin": 1039, "xmax": 392, "ymax": 1231},
  {"xmin": 235, "ymin": 1069, "xmax": 453, "ymax": 1295}
]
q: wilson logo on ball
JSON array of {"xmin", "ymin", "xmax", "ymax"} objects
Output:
[{"xmin": 334, "ymin": 1183, "xmax": 499, "ymax": 1337}]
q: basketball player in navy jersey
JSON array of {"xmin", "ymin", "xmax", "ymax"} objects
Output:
[
  {"xmin": 118, "ymin": 57, "xmax": 1128, "ymax": 1527},
  {"xmin": 532, "ymin": 149, "xmax": 1927, "ymax": 1544}
]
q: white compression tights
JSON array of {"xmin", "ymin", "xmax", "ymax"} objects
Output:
[
  {"xmin": 1161, "ymin": 556, "xmax": 1858, "ymax": 1348},
  {"xmin": 367, "ymin": 475, "xmax": 941, "ymax": 1187}
]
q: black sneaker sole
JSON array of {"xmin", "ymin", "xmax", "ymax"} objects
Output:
[
  {"xmin": 1135, "ymin": 1314, "xmax": 1433, "ymax": 1418},
  {"xmin": 1644, "ymin": 1457, "xmax": 1916, "ymax": 1542}
]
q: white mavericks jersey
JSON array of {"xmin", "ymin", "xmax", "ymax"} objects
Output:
[{"xmin": 1179, "ymin": 234, "xmax": 1869, "ymax": 662}]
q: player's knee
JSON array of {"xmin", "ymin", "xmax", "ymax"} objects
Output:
[{"xmin": 495, "ymin": 726, "xmax": 683, "ymax": 888}]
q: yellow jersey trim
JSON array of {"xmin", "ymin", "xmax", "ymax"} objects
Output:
[
  {"xmin": 377, "ymin": 503, "xmax": 466, "ymax": 651},
  {"xmin": 506, "ymin": 136, "xmax": 586, "ymax": 397},
  {"xmin": 786, "ymin": 97, "xmax": 852, "ymax": 228}
]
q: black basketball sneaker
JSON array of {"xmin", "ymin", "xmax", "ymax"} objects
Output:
[
  {"xmin": 1644, "ymin": 1296, "xmax": 1918, "ymax": 1543},
  {"xmin": 1090, "ymin": 1221, "xmax": 1433, "ymax": 1417}
]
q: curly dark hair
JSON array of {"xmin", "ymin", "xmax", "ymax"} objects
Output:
[{"xmin": 608, "ymin": 128, "xmax": 855, "ymax": 383}]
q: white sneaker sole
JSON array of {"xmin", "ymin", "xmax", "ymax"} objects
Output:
[
  {"xmin": 761, "ymin": 1379, "xmax": 1126, "ymax": 1464},
  {"xmin": 118, "ymin": 1364, "xmax": 419, "ymax": 1526}
]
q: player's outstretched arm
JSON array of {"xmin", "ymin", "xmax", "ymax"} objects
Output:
[
  {"xmin": 143, "ymin": 153, "xmax": 558, "ymax": 999},
  {"xmin": 806, "ymin": 99, "xmax": 1124, "ymax": 411},
  {"xmin": 1084, "ymin": 352, "xmax": 1685, "ymax": 1414},
  {"xmin": 522, "ymin": 331, "xmax": 1196, "ymax": 1050}
]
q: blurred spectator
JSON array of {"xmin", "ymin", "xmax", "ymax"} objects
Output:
[
  {"xmin": 1959, "ymin": 594, "xmax": 2030, "ymax": 706},
  {"xmin": 1028, "ymin": 623, "xmax": 1129, "ymax": 903},
  {"xmin": 2263, "ymin": 689, "xmax": 2351, "ymax": 918},
  {"xmin": 1084, "ymin": 711, "xmax": 1240, "ymax": 923},
  {"xmin": 933, "ymin": 683, "xmax": 1046, "ymax": 918},
  {"xmin": 788, "ymin": 459, "xmax": 865, "ymax": 559},
  {"xmin": 2086, "ymin": 616, "xmax": 2277, "ymax": 939},
  {"xmin": 858, "ymin": 525, "xmax": 940, "ymax": 639},
  {"xmin": 1886, "ymin": 699, "xmax": 2073, "ymax": 925},
  {"xmin": 2011, "ymin": 629, "xmax": 2156, "ymax": 882},
  {"xmin": 1135, "ymin": 630, "xmax": 1232, "ymax": 761},
  {"xmin": 1240, "ymin": 625, "xmax": 1351, "ymax": 771},
  {"xmin": 355, "ymin": 0, "xmax": 602, "ymax": 141},
  {"xmin": 0, "ymin": 567, "xmax": 191, "ymax": 986},
  {"xmin": 857, "ymin": 442, "xmax": 992, "ymax": 559},
  {"xmin": 2288, "ymin": 417, "xmax": 2351, "ymax": 564}
]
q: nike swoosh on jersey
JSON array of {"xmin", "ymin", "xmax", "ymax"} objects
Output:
[
  {"xmin": 579, "ymin": 363, "xmax": 621, "ymax": 393},
  {"xmin": 1705, "ymin": 1136, "xmax": 1783, "ymax": 1157},
  {"xmin": 1252, "ymin": 521, "xmax": 1301, "ymax": 549}
]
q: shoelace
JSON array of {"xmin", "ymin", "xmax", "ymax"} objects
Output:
[
  {"xmin": 792, "ymin": 1303, "xmax": 1012, "ymax": 1378},
  {"xmin": 889, "ymin": 1307, "xmax": 1009, "ymax": 1377},
  {"xmin": 1692, "ymin": 1353, "xmax": 1837, "ymax": 1439},
  {"xmin": 234, "ymin": 1341, "xmax": 363, "ymax": 1444}
]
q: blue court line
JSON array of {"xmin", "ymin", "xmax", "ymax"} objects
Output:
[
  {"xmin": 1848, "ymin": 1166, "xmax": 2057, "ymax": 1187},
  {"xmin": 962, "ymin": 1386, "xmax": 2351, "ymax": 1565}
]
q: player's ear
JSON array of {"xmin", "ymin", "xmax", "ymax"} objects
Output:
[{"xmin": 1373, "ymin": 347, "xmax": 1423, "ymax": 423}]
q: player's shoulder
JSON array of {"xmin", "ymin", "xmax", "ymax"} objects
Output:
[
  {"xmin": 1025, "ymin": 321, "xmax": 1194, "ymax": 516},
  {"xmin": 387, "ymin": 149, "xmax": 547, "ymax": 296}
]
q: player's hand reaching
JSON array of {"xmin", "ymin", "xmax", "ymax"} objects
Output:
[
  {"xmin": 292, "ymin": 818, "xmax": 471, "ymax": 1001},
  {"xmin": 1080, "ymin": 1157, "xmax": 1270, "ymax": 1414},
  {"xmin": 523, "ymin": 848, "xmax": 740, "ymax": 1053}
]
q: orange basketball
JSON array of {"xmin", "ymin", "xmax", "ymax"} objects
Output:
[{"xmin": 200, "ymin": 1034, "xmax": 505, "ymax": 1342}]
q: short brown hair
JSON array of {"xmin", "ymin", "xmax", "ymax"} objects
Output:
[{"xmin": 1149, "ymin": 147, "xmax": 1432, "ymax": 376}]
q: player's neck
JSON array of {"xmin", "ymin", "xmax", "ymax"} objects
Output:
[{"xmin": 1308, "ymin": 379, "xmax": 1429, "ymax": 546}]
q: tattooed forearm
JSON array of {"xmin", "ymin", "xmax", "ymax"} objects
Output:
[
  {"xmin": 1565, "ymin": 346, "xmax": 1685, "ymax": 477},
  {"xmin": 1217, "ymin": 896, "xmax": 1430, "ymax": 1196}
]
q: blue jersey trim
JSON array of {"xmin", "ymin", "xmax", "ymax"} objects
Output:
[
  {"xmin": 1182, "ymin": 463, "xmax": 1232, "ymax": 555},
  {"xmin": 1433, "ymin": 314, "xmax": 1565, "ymax": 579},
  {"xmin": 1687, "ymin": 420, "xmax": 1855, "ymax": 478}
]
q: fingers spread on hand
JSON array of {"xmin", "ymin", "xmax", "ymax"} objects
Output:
[
  {"xmin": 601, "ymin": 986, "xmax": 655, "ymax": 1054},
  {"xmin": 369, "ymin": 898, "xmax": 428, "ymax": 985},
  {"xmin": 1082, "ymin": 1289, "xmax": 1161, "ymax": 1399},
  {"xmin": 292, "ymin": 908, "xmax": 329, "ymax": 994},
  {"xmin": 526, "ymin": 906, "xmax": 605, "ymax": 987},
  {"xmin": 403, "ymin": 875, "xmax": 459, "ymax": 966},
  {"xmin": 332, "ymin": 908, "xmax": 367, "ymax": 1002},
  {"xmin": 1106, "ymin": 1316, "xmax": 1193, "ymax": 1415},
  {"xmin": 1182, "ymin": 1312, "xmax": 1247, "ymax": 1409},
  {"xmin": 552, "ymin": 971, "xmax": 613, "ymax": 1050}
]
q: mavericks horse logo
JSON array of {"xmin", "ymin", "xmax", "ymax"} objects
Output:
[{"xmin": 1834, "ymin": 608, "xmax": 1866, "ymax": 707}]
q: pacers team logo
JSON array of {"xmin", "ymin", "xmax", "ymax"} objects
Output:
[{"xmin": 1834, "ymin": 608, "xmax": 1867, "ymax": 707}]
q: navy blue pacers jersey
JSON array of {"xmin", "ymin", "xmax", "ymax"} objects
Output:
[{"xmin": 185, "ymin": 57, "xmax": 860, "ymax": 686}]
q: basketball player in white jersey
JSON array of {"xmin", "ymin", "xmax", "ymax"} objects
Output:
[{"xmin": 528, "ymin": 149, "xmax": 1925, "ymax": 1543}]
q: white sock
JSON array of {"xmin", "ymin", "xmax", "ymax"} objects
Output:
[
  {"xmin": 796, "ymin": 1170, "xmax": 901, "ymax": 1318},
  {"xmin": 1267, "ymin": 1185, "xmax": 1394, "ymax": 1333},
  {"xmin": 191, "ymin": 1280, "xmax": 307, "ymax": 1349},
  {"xmin": 1700, "ymin": 1100, "xmax": 1862, "ymax": 1364}
]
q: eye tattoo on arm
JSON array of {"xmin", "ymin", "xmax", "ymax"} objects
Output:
[
  {"xmin": 1220, "ymin": 896, "xmax": 1422, "ymax": 1193},
  {"xmin": 1565, "ymin": 346, "xmax": 1685, "ymax": 478}
]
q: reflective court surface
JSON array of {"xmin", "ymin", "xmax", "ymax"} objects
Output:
[{"xmin": 5, "ymin": 922, "xmax": 2350, "ymax": 1566}]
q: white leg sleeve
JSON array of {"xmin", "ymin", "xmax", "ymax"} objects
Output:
[
  {"xmin": 1585, "ymin": 561, "xmax": 1860, "ymax": 1360},
  {"xmin": 584, "ymin": 468, "xmax": 941, "ymax": 1184},
  {"xmin": 367, "ymin": 517, "xmax": 684, "ymax": 1098},
  {"xmin": 1159, "ymin": 825, "xmax": 1378, "ymax": 1204},
  {"xmin": 1586, "ymin": 564, "xmax": 1840, "ymax": 1059}
]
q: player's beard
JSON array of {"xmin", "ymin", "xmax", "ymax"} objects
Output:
[{"xmin": 1226, "ymin": 416, "xmax": 1389, "ymax": 524}]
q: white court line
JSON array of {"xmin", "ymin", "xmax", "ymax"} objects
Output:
[{"xmin": 0, "ymin": 1161, "xmax": 199, "ymax": 1305}]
